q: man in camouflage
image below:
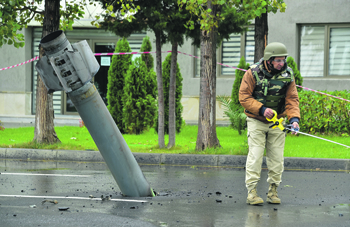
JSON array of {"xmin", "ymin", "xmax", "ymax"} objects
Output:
[{"xmin": 239, "ymin": 42, "xmax": 300, "ymax": 205}]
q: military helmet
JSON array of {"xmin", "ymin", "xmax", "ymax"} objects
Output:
[{"xmin": 263, "ymin": 42, "xmax": 288, "ymax": 60}]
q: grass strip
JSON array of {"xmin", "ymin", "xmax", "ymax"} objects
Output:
[{"xmin": 0, "ymin": 125, "xmax": 349, "ymax": 159}]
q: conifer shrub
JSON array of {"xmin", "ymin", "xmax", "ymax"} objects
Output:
[
  {"xmin": 287, "ymin": 56, "xmax": 303, "ymax": 92},
  {"xmin": 140, "ymin": 36, "xmax": 154, "ymax": 71},
  {"xmin": 154, "ymin": 53, "xmax": 184, "ymax": 134},
  {"xmin": 107, "ymin": 38, "xmax": 132, "ymax": 134},
  {"xmin": 122, "ymin": 57, "xmax": 157, "ymax": 134},
  {"xmin": 218, "ymin": 56, "xmax": 250, "ymax": 135}
]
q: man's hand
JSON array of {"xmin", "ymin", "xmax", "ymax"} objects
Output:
[
  {"xmin": 263, "ymin": 108, "xmax": 275, "ymax": 119},
  {"xmin": 291, "ymin": 122, "xmax": 299, "ymax": 135}
]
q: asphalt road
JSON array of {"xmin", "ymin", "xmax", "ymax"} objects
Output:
[{"xmin": 0, "ymin": 159, "xmax": 349, "ymax": 227}]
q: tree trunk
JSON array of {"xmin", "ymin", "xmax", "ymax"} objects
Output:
[
  {"xmin": 167, "ymin": 42, "xmax": 177, "ymax": 148},
  {"xmin": 33, "ymin": 0, "xmax": 60, "ymax": 144},
  {"xmin": 254, "ymin": 12, "xmax": 268, "ymax": 63},
  {"xmin": 155, "ymin": 30, "xmax": 165, "ymax": 148},
  {"xmin": 210, "ymin": 26, "xmax": 220, "ymax": 148},
  {"xmin": 195, "ymin": 1, "xmax": 221, "ymax": 151}
]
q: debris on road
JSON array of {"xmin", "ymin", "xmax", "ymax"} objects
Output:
[
  {"xmin": 58, "ymin": 207, "xmax": 69, "ymax": 211},
  {"xmin": 101, "ymin": 195, "xmax": 111, "ymax": 201},
  {"xmin": 42, "ymin": 200, "xmax": 58, "ymax": 205}
]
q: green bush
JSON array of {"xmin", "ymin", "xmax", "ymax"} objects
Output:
[
  {"xmin": 219, "ymin": 56, "xmax": 249, "ymax": 135},
  {"xmin": 154, "ymin": 53, "xmax": 184, "ymax": 134},
  {"xmin": 123, "ymin": 57, "xmax": 157, "ymax": 134},
  {"xmin": 140, "ymin": 36, "xmax": 154, "ymax": 71},
  {"xmin": 107, "ymin": 38, "xmax": 132, "ymax": 134},
  {"xmin": 299, "ymin": 90, "xmax": 350, "ymax": 134},
  {"xmin": 286, "ymin": 56, "xmax": 303, "ymax": 92}
]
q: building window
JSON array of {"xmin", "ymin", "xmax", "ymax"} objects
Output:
[
  {"xmin": 299, "ymin": 26, "xmax": 325, "ymax": 77},
  {"xmin": 221, "ymin": 27, "xmax": 255, "ymax": 76},
  {"xmin": 299, "ymin": 25, "xmax": 350, "ymax": 77},
  {"xmin": 194, "ymin": 27, "xmax": 255, "ymax": 77},
  {"xmin": 329, "ymin": 27, "xmax": 350, "ymax": 76},
  {"xmin": 221, "ymin": 33, "xmax": 241, "ymax": 75},
  {"xmin": 244, "ymin": 27, "xmax": 255, "ymax": 64}
]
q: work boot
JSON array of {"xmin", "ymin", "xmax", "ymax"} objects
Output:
[
  {"xmin": 267, "ymin": 183, "xmax": 281, "ymax": 204},
  {"xmin": 246, "ymin": 188, "xmax": 264, "ymax": 205}
]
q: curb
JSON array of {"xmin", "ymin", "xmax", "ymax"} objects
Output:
[{"xmin": 0, "ymin": 148, "xmax": 349, "ymax": 171}]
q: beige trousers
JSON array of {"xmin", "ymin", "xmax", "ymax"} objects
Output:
[{"xmin": 245, "ymin": 117, "xmax": 286, "ymax": 192}]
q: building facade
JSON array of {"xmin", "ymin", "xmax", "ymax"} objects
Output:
[{"xmin": 0, "ymin": 0, "xmax": 349, "ymax": 122}]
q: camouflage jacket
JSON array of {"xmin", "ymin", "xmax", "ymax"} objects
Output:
[{"xmin": 239, "ymin": 60, "xmax": 300, "ymax": 123}]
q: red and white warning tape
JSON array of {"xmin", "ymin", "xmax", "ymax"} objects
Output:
[
  {"xmin": 94, "ymin": 50, "xmax": 172, "ymax": 56},
  {"xmin": 1, "ymin": 51, "xmax": 349, "ymax": 103},
  {"xmin": 0, "ymin": 56, "xmax": 39, "ymax": 71}
]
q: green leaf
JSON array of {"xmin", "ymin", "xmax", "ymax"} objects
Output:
[
  {"xmin": 107, "ymin": 5, "xmax": 113, "ymax": 11},
  {"xmin": 218, "ymin": 0, "xmax": 225, "ymax": 5},
  {"xmin": 254, "ymin": 9, "xmax": 262, "ymax": 16}
]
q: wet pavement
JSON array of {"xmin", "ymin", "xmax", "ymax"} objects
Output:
[{"xmin": 0, "ymin": 160, "xmax": 349, "ymax": 227}]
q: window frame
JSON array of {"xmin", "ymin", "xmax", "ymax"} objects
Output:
[{"xmin": 298, "ymin": 23, "xmax": 350, "ymax": 78}]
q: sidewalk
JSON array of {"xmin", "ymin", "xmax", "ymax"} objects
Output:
[{"xmin": 0, "ymin": 147, "xmax": 349, "ymax": 171}]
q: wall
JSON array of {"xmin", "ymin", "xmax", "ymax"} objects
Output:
[
  {"xmin": 0, "ymin": 28, "xmax": 33, "ymax": 115},
  {"xmin": 269, "ymin": 0, "xmax": 350, "ymax": 91},
  {"xmin": 1, "ymin": 0, "xmax": 349, "ymax": 120}
]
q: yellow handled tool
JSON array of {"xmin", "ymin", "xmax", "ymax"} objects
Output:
[
  {"xmin": 266, "ymin": 110, "xmax": 285, "ymax": 131},
  {"xmin": 266, "ymin": 110, "xmax": 350, "ymax": 148}
]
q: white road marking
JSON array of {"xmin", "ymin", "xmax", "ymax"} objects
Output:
[
  {"xmin": 0, "ymin": 173, "xmax": 92, "ymax": 177},
  {"xmin": 0, "ymin": 195, "xmax": 149, "ymax": 203}
]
